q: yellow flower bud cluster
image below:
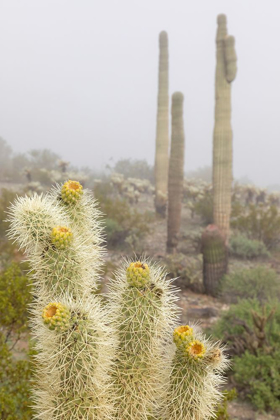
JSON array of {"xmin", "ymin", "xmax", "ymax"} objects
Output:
[
  {"xmin": 126, "ymin": 261, "xmax": 150, "ymax": 288},
  {"xmin": 42, "ymin": 302, "xmax": 71, "ymax": 331},
  {"xmin": 61, "ymin": 180, "xmax": 83, "ymax": 204},
  {"xmin": 185, "ymin": 340, "xmax": 206, "ymax": 361},
  {"xmin": 51, "ymin": 226, "xmax": 73, "ymax": 249},
  {"xmin": 173, "ymin": 325, "xmax": 206, "ymax": 362},
  {"xmin": 173, "ymin": 325, "xmax": 193, "ymax": 346}
]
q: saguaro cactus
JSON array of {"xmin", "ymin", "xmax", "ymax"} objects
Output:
[
  {"xmin": 201, "ymin": 224, "xmax": 228, "ymax": 296},
  {"xmin": 167, "ymin": 92, "xmax": 185, "ymax": 253},
  {"xmin": 155, "ymin": 30, "xmax": 169, "ymax": 216},
  {"xmin": 213, "ymin": 14, "xmax": 237, "ymax": 241}
]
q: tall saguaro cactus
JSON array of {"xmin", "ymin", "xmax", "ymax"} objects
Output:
[
  {"xmin": 155, "ymin": 30, "xmax": 169, "ymax": 216},
  {"xmin": 167, "ymin": 92, "xmax": 185, "ymax": 253},
  {"xmin": 213, "ymin": 14, "xmax": 237, "ymax": 241}
]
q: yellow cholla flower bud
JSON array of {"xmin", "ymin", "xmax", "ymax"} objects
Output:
[
  {"xmin": 51, "ymin": 226, "xmax": 73, "ymax": 249},
  {"xmin": 42, "ymin": 302, "xmax": 71, "ymax": 331},
  {"xmin": 173, "ymin": 325, "xmax": 193, "ymax": 346},
  {"xmin": 61, "ymin": 180, "xmax": 83, "ymax": 204},
  {"xmin": 185, "ymin": 339, "xmax": 206, "ymax": 361},
  {"xmin": 126, "ymin": 261, "xmax": 150, "ymax": 288}
]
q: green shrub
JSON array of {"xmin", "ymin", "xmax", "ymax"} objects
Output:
[
  {"xmin": 221, "ymin": 266, "xmax": 280, "ymax": 304},
  {"xmin": 211, "ymin": 298, "xmax": 280, "ymax": 351},
  {"xmin": 231, "ymin": 204, "xmax": 280, "ymax": 249},
  {"xmin": 211, "ymin": 298, "xmax": 280, "ymax": 413},
  {"xmin": 0, "ymin": 262, "xmax": 34, "ymax": 419},
  {"xmin": 0, "ymin": 337, "xmax": 34, "ymax": 420},
  {"xmin": 229, "ymin": 234, "xmax": 270, "ymax": 259},
  {"xmin": 233, "ymin": 350, "xmax": 280, "ymax": 413},
  {"xmin": 0, "ymin": 188, "xmax": 19, "ymax": 239}
]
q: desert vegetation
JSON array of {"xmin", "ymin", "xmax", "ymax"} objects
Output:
[{"xmin": 1, "ymin": 11, "xmax": 280, "ymax": 420}]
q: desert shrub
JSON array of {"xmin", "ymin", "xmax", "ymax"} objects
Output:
[
  {"xmin": 233, "ymin": 350, "xmax": 280, "ymax": 413},
  {"xmin": 192, "ymin": 190, "xmax": 213, "ymax": 225},
  {"xmin": 229, "ymin": 234, "xmax": 270, "ymax": 259},
  {"xmin": 94, "ymin": 184, "xmax": 151, "ymax": 249},
  {"xmin": 0, "ymin": 337, "xmax": 34, "ymax": 420},
  {"xmin": 0, "ymin": 262, "xmax": 32, "ymax": 334},
  {"xmin": 211, "ymin": 389, "xmax": 237, "ymax": 420},
  {"xmin": 211, "ymin": 298, "xmax": 280, "ymax": 413},
  {"xmin": 231, "ymin": 204, "xmax": 280, "ymax": 249},
  {"xmin": 112, "ymin": 158, "xmax": 154, "ymax": 182},
  {"xmin": 211, "ymin": 298, "xmax": 280, "ymax": 352},
  {"xmin": 0, "ymin": 262, "xmax": 34, "ymax": 419},
  {"xmin": 165, "ymin": 253, "xmax": 203, "ymax": 292},
  {"xmin": 221, "ymin": 266, "xmax": 280, "ymax": 304}
]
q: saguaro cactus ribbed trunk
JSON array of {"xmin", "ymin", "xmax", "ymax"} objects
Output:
[
  {"xmin": 213, "ymin": 14, "xmax": 237, "ymax": 241},
  {"xmin": 167, "ymin": 92, "xmax": 185, "ymax": 253},
  {"xmin": 201, "ymin": 224, "xmax": 228, "ymax": 296},
  {"xmin": 155, "ymin": 30, "xmax": 169, "ymax": 216}
]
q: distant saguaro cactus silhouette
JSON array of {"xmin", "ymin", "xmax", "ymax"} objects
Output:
[
  {"xmin": 213, "ymin": 14, "xmax": 237, "ymax": 241},
  {"xmin": 167, "ymin": 92, "xmax": 185, "ymax": 253},
  {"xmin": 155, "ymin": 31, "xmax": 169, "ymax": 216}
]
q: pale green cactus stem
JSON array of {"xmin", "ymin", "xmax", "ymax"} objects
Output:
[
  {"xmin": 108, "ymin": 260, "xmax": 179, "ymax": 419},
  {"xmin": 155, "ymin": 30, "xmax": 169, "ymax": 216},
  {"xmin": 163, "ymin": 324, "xmax": 228, "ymax": 420},
  {"xmin": 167, "ymin": 92, "xmax": 185, "ymax": 253},
  {"xmin": 8, "ymin": 185, "xmax": 116, "ymax": 419},
  {"xmin": 213, "ymin": 14, "xmax": 237, "ymax": 242}
]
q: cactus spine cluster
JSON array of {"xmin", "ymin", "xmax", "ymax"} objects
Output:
[
  {"xmin": 8, "ymin": 182, "xmax": 115, "ymax": 419},
  {"xmin": 213, "ymin": 14, "xmax": 237, "ymax": 241},
  {"xmin": 155, "ymin": 31, "xmax": 169, "ymax": 216},
  {"xmin": 167, "ymin": 92, "xmax": 185, "ymax": 253},
  {"xmin": 163, "ymin": 324, "xmax": 228, "ymax": 419},
  {"xmin": 8, "ymin": 180, "xmax": 228, "ymax": 419}
]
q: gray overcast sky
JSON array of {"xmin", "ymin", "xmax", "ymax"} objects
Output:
[{"xmin": 0, "ymin": 0, "xmax": 279, "ymax": 186}]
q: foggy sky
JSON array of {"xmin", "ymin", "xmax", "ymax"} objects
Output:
[{"xmin": 0, "ymin": 0, "xmax": 280, "ymax": 187}]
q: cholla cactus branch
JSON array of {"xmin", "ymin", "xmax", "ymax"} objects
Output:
[
  {"xmin": 163, "ymin": 325, "xmax": 228, "ymax": 420},
  {"xmin": 108, "ymin": 259, "xmax": 179, "ymax": 419}
]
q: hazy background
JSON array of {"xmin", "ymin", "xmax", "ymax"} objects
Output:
[{"xmin": 0, "ymin": 0, "xmax": 279, "ymax": 187}]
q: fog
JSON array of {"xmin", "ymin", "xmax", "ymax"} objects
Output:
[{"xmin": 0, "ymin": 0, "xmax": 279, "ymax": 187}]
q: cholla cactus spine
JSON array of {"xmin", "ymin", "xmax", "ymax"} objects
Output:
[
  {"xmin": 213, "ymin": 14, "xmax": 237, "ymax": 241},
  {"xmin": 163, "ymin": 324, "xmax": 228, "ymax": 420},
  {"xmin": 167, "ymin": 92, "xmax": 185, "ymax": 253},
  {"xmin": 155, "ymin": 31, "xmax": 169, "ymax": 216},
  {"xmin": 108, "ymin": 259, "xmax": 179, "ymax": 419},
  {"xmin": 8, "ymin": 185, "xmax": 115, "ymax": 419}
]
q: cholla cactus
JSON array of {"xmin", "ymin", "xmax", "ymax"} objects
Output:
[
  {"xmin": 8, "ymin": 180, "xmax": 228, "ymax": 419},
  {"xmin": 108, "ymin": 259, "xmax": 179, "ymax": 418},
  {"xmin": 8, "ymin": 185, "xmax": 115, "ymax": 419},
  {"xmin": 163, "ymin": 324, "xmax": 228, "ymax": 420}
]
